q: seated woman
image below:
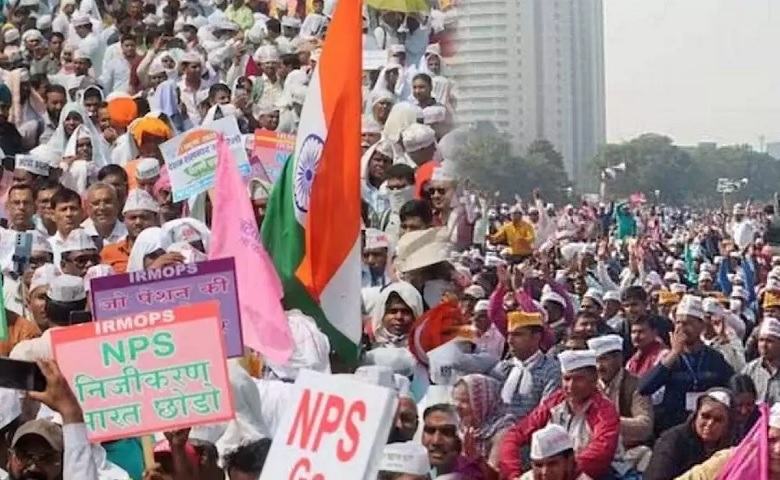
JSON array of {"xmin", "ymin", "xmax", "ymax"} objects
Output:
[
  {"xmin": 362, "ymin": 282, "xmax": 423, "ymax": 376},
  {"xmin": 644, "ymin": 388, "xmax": 734, "ymax": 480},
  {"xmin": 367, "ymin": 282, "xmax": 423, "ymax": 347},
  {"xmin": 451, "ymin": 374, "xmax": 513, "ymax": 477}
]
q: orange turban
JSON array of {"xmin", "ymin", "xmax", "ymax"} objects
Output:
[
  {"xmin": 408, "ymin": 300, "xmax": 473, "ymax": 365},
  {"xmin": 415, "ymin": 161, "xmax": 439, "ymax": 199},
  {"xmin": 130, "ymin": 117, "xmax": 173, "ymax": 146},
  {"xmin": 107, "ymin": 97, "xmax": 138, "ymax": 129}
]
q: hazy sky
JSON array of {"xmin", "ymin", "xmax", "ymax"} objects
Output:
[{"xmin": 604, "ymin": 0, "xmax": 780, "ymax": 147}]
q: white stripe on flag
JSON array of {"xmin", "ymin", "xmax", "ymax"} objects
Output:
[{"xmin": 319, "ymin": 238, "xmax": 363, "ymax": 345}]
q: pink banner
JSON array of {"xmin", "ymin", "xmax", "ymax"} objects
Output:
[
  {"xmin": 209, "ymin": 135, "xmax": 293, "ymax": 364},
  {"xmin": 51, "ymin": 301, "xmax": 235, "ymax": 442},
  {"xmin": 716, "ymin": 403, "xmax": 768, "ymax": 480}
]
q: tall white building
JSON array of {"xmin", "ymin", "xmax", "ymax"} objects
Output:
[{"xmin": 448, "ymin": 0, "xmax": 606, "ymax": 182}]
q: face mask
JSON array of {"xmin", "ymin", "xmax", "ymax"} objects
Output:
[
  {"xmin": 387, "ymin": 185, "xmax": 414, "ymax": 212},
  {"xmin": 422, "ymin": 279, "xmax": 451, "ymax": 307}
]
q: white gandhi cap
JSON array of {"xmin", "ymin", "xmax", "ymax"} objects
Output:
[
  {"xmin": 586, "ymin": 334, "xmax": 623, "ymax": 358},
  {"xmin": 676, "ymin": 294, "xmax": 704, "ymax": 319},
  {"xmin": 558, "ymin": 350, "xmax": 597, "ymax": 373},
  {"xmin": 123, "ymin": 189, "xmax": 159, "ymax": 214},
  {"xmin": 364, "ymin": 228, "xmax": 390, "ymax": 250},
  {"xmin": 702, "ymin": 297, "xmax": 723, "ymax": 316},
  {"xmin": 30, "ymin": 264, "xmax": 60, "ymax": 292},
  {"xmin": 378, "ymin": 442, "xmax": 430, "ymax": 475},
  {"xmin": 530, "ymin": 424, "xmax": 574, "ymax": 460},
  {"xmin": 31, "ymin": 231, "xmax": 52, "ymax": 254},
  {"xmin": 60, "ymin": 229, "xmax": 97, "ymax": 253},
  {"xmin": 401, "ymin": 124, "xmax": 436, "ymax": 153},
  {"xmin": 47, "ymin": 274, "xmax": 87, "ymax": 302},
  {"xmin": 759, "ymin": 317, "xmax": 780, "ymax": 339},
  {"xmin": 136, "ymin": 158, "xmax": 161, "ymax": 181}
]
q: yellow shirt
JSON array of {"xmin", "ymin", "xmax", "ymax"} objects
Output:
[
  {"xmin": 225, "ymin": 5, "xmax": 254, "ymax": 31},
  {"xmin": 490, "ymin": 220, "xmax": 536, "ymax": 256}
]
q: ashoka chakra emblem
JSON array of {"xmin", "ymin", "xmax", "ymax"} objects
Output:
[{"xmin": 294, "ymin": 134, "xmax": 325, "ymax": 215}]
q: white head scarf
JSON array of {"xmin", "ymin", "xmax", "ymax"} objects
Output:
[
  {"xmin": 370, "ymin": 282, "xmax": 424, "ymax": 347},
  {"xmin": 371, "ymin": 63, "xmax": 411, "ymax": 102},
  {"xmin": 127, "ymin": 227, "xmax": 170, "ymax": 272},
  {"xmin": 46, "ymin": 102, "xmax": 88, "ymax": 155},
  {"xmin": 161, "ymin": 218, "xmax": 211, "ymax": 252},
  {"xmin": 360, "ymin": 140, "xmax": 394, "ymax": 189}
]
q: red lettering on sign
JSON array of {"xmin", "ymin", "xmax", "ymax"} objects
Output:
[
  {"xmin": 288, "ymin": 457, "xmax": 325, "ymax": 480},
  {"xmin": 337, "ymin": 400, "xmax": 366, "ymax": 462},
  {"xmin": 287, "ymin": 390, "xmax": 368, "ymax": 461},
  {"xmin": 312, "ymin": 395, "xmax": 345, "ymax": 452},
  {"xmin": 286, "ymin": 389, "xmax": 324, "ymax": 449},
  {"xmin": 289, "ymin": 457, "xmax": 311, "ymax": 480}
]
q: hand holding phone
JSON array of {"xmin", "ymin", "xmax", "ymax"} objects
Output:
[
  {"xmin": 0, "ymin": 358, "xmax": 46, "ymax": 391},
  {"xmin": 27, "ymin": 360, "xmax": 83, "ymax": 422}
]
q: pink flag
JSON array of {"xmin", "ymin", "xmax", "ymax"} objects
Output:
[
  {"xmin": 209, "ymin": 135, "xmax": 293, "ymax": 364},
  {"xmin": 716, "ymin": 403, "xmax": 768, "ymax": 480}
]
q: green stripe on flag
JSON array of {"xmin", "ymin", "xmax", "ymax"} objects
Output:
[{"xmin": 262, "ymin": 156, "xmax": 359, "ymax": 364}]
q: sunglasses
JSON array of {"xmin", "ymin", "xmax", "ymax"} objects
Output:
[
  {"xmin": 66, "ymin": 253, "xmax": 100, "ymax": 267},
  {"xmin": 28, "ymin": 255, "xmax": 52, "ymax": 268},
  {"xmin": 427, "ymin": 187, "xmax": 447, "ymax": 195}
]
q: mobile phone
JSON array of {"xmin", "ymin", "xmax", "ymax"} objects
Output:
[
  {"xmin": 12, "ymin": 232, "xmax": 32, "ymax": 276},
  {"xmin": 69, "ymin": 311, "xmax": 93, "ymax": 325},
  {"xmin": 0, "ymin": 358, "xmax": 47, "ymax": 392}
]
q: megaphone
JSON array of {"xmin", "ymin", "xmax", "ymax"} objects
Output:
[{"xmin": 613, "ymin": 162, "xmax": 626, "ymax": 172}]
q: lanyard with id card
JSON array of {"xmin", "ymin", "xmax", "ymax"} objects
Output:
[{"xmin": 682, "ymin": 350, "xmax": 705, "ymax": 411}]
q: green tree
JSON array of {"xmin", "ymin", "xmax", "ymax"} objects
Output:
[
  {"xmin": 450, "ymin": 124, "xmax": 572, "ymax": 203},
  {"xmin": 588, "ymin": 134, "xmax": 780, "ymax": 205}
]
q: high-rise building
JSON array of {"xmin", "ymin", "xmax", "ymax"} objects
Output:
[{"xmin": 448, "ymin": 0, "xmax": 606, "ymax": 182}]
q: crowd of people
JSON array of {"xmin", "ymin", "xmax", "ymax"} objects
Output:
[
  {"xmin": 0, "ymin": 0, "xmax": 778, "ymax": 479},
  {"xmin": 359, "ymin": 183, "xmax": 780, "ymax": 479}
]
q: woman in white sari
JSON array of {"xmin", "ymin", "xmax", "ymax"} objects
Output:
[
  {"xmin": 366, "ymin": 90, "xmax": 395, "ymax": 128},
  {"xmin": 361, "ymin": 282, "xmax": 423, "ymax": 377},
  {"xmin": 60, "ymin": 122, "xmax": 111, "ymax": 194},
  {"xmin": 45, "ymin": 101, "xmax": 87, "ymax": 155},
  {"xmin": 370, "ymin": 62, "xmax": 411, "ymax": 106}
]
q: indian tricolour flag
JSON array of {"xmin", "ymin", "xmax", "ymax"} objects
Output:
[{"xmin": 261, "ymin": 0, "xmax": 363, "ymax": 362}]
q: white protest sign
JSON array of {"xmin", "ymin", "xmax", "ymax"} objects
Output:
[
  {"xmin": 159, "ymin": 116, "xmax": 250, "ymax": 202},
  {"xmin": 363, "ymin": 49, "xmax": 387, "ymax": 71},
  {"xmin": 259, "ymin": 369, "xmax": 398, "ymax": 480}
]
